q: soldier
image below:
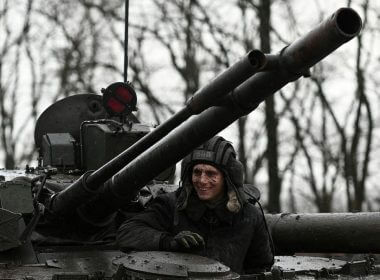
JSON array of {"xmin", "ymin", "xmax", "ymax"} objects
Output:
[{"xmin": 117, "ymin": 136, "xmax": 274, "ymax": 274}]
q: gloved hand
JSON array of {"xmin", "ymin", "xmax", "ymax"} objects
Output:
[
  {"xmin": 160, "ymin": 231, "xmax": 205, "ymax": 251},
  {"xmin": 173, "ymin": 231, "xmax": 205, "ymax": 249}
]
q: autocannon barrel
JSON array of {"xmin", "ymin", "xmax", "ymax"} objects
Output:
[
  {"xmin": 75, "ymin": 8, "xmax": 363, "ymax": 227},
  {"xmin": 48, "ymin": 50, "xmax": 266, "ymax": 216},
  {"xmin": 266, "ymin": 212, "xmax": 380, "ymax": 254}
]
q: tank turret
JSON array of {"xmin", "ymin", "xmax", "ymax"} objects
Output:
[{"xmin": 2, "ymin": 7, "xmax": 378, "ymax": 280}]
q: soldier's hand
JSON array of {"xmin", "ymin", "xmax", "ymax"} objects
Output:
[{"xmin": 173, "ymin": 231, "xmax": 205, "ymax": 249}]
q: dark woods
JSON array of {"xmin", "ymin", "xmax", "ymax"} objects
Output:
[{"xmin": 0, "ymin": 0, "xmax": 378, "ymax": 213}]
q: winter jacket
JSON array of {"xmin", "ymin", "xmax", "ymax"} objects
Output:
[{"xmin": 117, "ymin": 190, "xmax": 273, "ymax": 274}]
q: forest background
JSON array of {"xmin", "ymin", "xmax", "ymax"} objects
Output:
[{"xmin": 1, "ymin": 0, "xmax": 379, "ymax": 213}]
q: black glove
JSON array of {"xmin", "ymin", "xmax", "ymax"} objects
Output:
[
  {"xmin": 174, "ymin": 231, "xmax": 205, "ymax": 249},
  {"xmin": 160, "ymin": 231, "xmax": 205, "ymax": 251}
]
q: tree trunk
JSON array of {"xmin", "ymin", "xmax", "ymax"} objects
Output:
[{"xmin": 258, "ymin": 0, "xmax": 281, "ymax": 212}]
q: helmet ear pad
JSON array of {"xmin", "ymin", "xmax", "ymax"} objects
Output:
[
  {"xmin": 225, "ymin": 158, "xmax": 245, "ymax": 213},
  {"xmin": 227, "ymin": 189, "xmax": 240, "ymax": 213}
]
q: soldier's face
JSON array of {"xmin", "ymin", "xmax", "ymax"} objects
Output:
[{"xmin": 192, "ymin": 163, "xmax": 225, "ymax": 202}]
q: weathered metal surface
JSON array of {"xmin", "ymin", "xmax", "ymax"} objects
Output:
[
  {"xmin": 272, "ymin": 255, "xmax": 380, "ymax": 279},
  {"xmin": 266, "ymin": 213, "xmax": 380, "ymax": 254},
  {"xmin": 1, "ymin": 251, "xmax": 240, "ymax": 280},
  {"xmin": 113, "ymin": 251, "xmax": 239, "ymax": 279},
  {"xmin": 0, "ymin": 217, "xmax": 37, "ymax": 261},
  {"xmin": 4, "ymin": 252, "xmax": 377, "ymax": 280},
  {"xmin": 274, "ymin": 256, "xmax": 346, "ymax": 274},
  {"xmin": 0, "ymin": 179, "xmax": 33, "ymax": 214},
  {"xmin": 0, "ymin": 208, "xmax": 22, "ymax": 251},
  {"xmin": 42, "ymin": 133, "xmax": 76, "ymax": 167},
  {"xmin": 1, "ymin": 250, "xmax": 123, "ymax": 280},
  {"xmin": 81, "ymin": 122, "xmax": 151, "ymax": 171},
  {"xmin": 34, "ymin": 94, "xmax": 107, "ymax": 149}
]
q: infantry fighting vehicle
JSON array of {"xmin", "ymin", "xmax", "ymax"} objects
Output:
[{"xmin": 1, "ymin": 7, "xmax": 379, "ymax": 280}]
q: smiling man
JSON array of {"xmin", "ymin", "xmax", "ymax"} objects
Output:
[
  {"xmin": 192, "ymin": 163, "xmax": 224, "ymax": 201},
  {"xmin": 117, "ymin": 136, "xmax": 274, "ymax": 274}
]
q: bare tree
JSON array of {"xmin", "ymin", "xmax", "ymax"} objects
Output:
[{"xmin": 0, "ymin": 0, "xmax": 35, "ymax": 168}]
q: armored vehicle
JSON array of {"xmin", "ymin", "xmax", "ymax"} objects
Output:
[{"xmin": 1, "ymin": 7, "xmax": 379, "ymax": 280}]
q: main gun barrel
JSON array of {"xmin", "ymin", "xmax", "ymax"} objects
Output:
[
  {"xmin": 266, "ymin": 212, "xmax": 380, "ymax": 254},
  {"xmin": 76, "ymin": 8, "xmax": 363, "ymax": 227}
]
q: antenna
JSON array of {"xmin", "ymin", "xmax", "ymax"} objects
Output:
[{"xmin": 124, "ymin": 0, "xmax": 129, "ymax": 83}]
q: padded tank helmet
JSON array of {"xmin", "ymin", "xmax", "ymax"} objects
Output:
[{"xmin": 178, "ymin": 136, "xmax": 246, "ymax": 213}]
